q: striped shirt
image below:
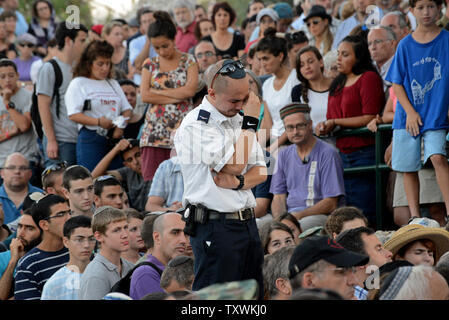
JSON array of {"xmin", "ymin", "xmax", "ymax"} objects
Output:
[
  {"xmin": 41, "ymin": 266, "xmax": 82, "ymax": 300},
  {"xmin": 14, "ymin": 247, "xmax": 69, "ymax": 300}
]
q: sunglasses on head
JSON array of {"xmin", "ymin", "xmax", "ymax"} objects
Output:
[
  {"xmin": 41, "ymin": 161, "xmax": 68, "ymax": 179},
  {"xmin": 210, "ymin": 60, "xmax": 245, "ymax": 89},
  {"xmin": 19, "ymin": 43, "xmax": 35, "ymax": 48}
]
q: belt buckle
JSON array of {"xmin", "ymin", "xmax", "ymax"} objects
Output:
[
  {"xmin": 237, "ymin": 208, "xmax": 253, "ymax": 221},
  {"xmin": 237, "ymin": 209, "xmax": 244, "ymax": 221}
]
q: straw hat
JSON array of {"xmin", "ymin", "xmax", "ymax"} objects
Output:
[{"xmin": 384, "ymin": 224, "xmax": 449, "ymax": 262}]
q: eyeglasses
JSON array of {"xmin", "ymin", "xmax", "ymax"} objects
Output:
[
  {"xmin": 167, "ymin": 255, "xmax": 192, "ymax": 268},
  {"xmin": 124, "ymin": 152, "xmax": 141, "ymax": 164},
  {"xmin": 2, "ymin": 165, "xmax": 31, "ymax": 171},
  {"xmin": 367, "ymin": 39, "xmax": 386, "ymax": 47},
  {"xmin": 44, "ymin": 210, "xmax": 72, "ymax": 221},
  {"xmin": 18, "ymin": 43, "xmax": 35, "ymax": 48},
  {"xmin": 285, "ymin": 122, "xmax": 309, "ymax": 132},
  {"xmin": 70, "ymin": 236, "xmax": 97, "ymax": 245},
  {"xmin": 196, "ymin": 51, "xmax": 215, "ymax": 59},
  {"xmin": 306, "ymin": 19, "xmax": 321, "ymax": 27},
  {"xmin": 41, "ymin": 161, "xmax": 67, "ymax": 179},
  {"xmin": 210, "ymin": 60, "xmax": 245, "ymax": 89}
]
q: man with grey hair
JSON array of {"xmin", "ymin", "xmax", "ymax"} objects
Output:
[
  {"xmin": 193, "ymin": 40, "xmax": 218, "ymax": 106},
  {"xmin": 380, "ymin": 11, "xmax": 410, "ymax": 42},
  {"xmin": 0, "ymin": 152, "xmax": 43, "ymax": 232},
  {"xmin": 129, "ymin": 212, "xmax": 187, "ymax": 299},
  {"xmin": 263, "ymin": 246, "xmax": 295, "ymax": 300},
  {"xmin": 380, "ymin": 265, "xmax": 449, "ymax": 300},
  {"xmin": 288, "ymin": 236, "xmax": 369, "ymax": 300},
  {"xmin": 160, "ymin": 255, "xmax": 194, "ymax": 293},
  {"xmin": 173, "ymin": 0, "xmax": 197, "ymax": 53},
  {"xmin": 270, "ymin": 103, "xmax": 345, "ymax": 232},
  {"xmin": 367, "ymin": 26, "xmax": 397, "ymax": 91}
]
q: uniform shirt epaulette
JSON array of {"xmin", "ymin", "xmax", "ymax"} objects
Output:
[{"xmin": 197, "ymin": 109, "xmax": 210, "ymax": 124}]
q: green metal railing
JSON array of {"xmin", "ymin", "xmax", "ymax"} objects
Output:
[{"xmin": 333, "ymin": 124, "xmax": 392, "ymax": 229}]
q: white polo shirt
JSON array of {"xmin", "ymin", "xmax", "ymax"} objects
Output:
[{"xmin": 174, "ymin": 96, "xmax": 266, "ymax": 212}]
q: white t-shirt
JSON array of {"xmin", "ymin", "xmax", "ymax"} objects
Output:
[
  {"xmin": 302, "ymin": 89, "xmax": 329, "ymax": 130},
  {"xmin": 65, "ymin": 77, "xmax": 132, "ymax": 131},
  {"xmin": 262, "ymin": 69, "xmax": 300, "ymax": 138}
]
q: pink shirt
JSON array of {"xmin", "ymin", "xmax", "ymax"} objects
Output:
[{"xmin": 175, "ymin": 21, "xmax": 198, "ymax": 53}]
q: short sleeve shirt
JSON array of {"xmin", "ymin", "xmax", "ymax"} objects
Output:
[
  {"xmin": 79, "ymin": 253, "xmax": 134, "ymax": 300},
  {"xmin": 0, "ymin": 87, "xmax": 39, "ymax": 164},
  {"xmin": 270, "ymin": 139, "xmax": 345, "ymax": 212},
  {"xmin": 36, "ymin": 57, "xmax": 78, "ymax": 143},
  {"xmin": 385, "ymin": 31, "xmax": 449, "ymax": 134},
  {"xmin": 327, "ymin": 71, "xmax": 384, "ymax": 154},
  {"xmin": 65, "ymin": 77, "xmax": 132, "ymax": 131},
  {"xmin": 174, "ymin": 96, "xmax": 267, "ymax": 212}
]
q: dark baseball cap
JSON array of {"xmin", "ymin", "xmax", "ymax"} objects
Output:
[{"xmin": 288, "ymin": 236, "xmax": 369, "ymax": 279}]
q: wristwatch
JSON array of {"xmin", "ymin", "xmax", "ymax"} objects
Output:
[
  {"xmin": 6, "ymin": 101, "xmax": 15, "ymax": 110},
  {"xmin": 233, "ymin": 175, "xmax": 245, "ymax": 190}
]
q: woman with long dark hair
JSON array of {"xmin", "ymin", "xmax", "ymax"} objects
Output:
[
  {"xmin": 292, "ymin": 46, "xmax": 332, "ymax": 141},
  {"xmin": 139, "ymin": 11, "xmax": 198, "ymax": 181},
  {"xmin": 256, "ymin": 28, "xmax": 299, "ymax": 152},
  {"xmin": 28, "ymin": 0, "xmax": 57, "ymax": 56},
  {"xmin": 315, "ymin": 35, "xmax": 384, "ymax": 226}
]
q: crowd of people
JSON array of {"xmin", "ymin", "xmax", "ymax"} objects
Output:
[{"xmin": 0, "ymin": 0, "xmax": 448, "ymax": 301}]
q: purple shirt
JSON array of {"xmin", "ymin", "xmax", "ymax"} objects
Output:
[
  {"xmin": 129, "ymin": 254, "xmax": 165, "ymax": 300},
  {"xmin": 13, "ymin": 55, "xmax": 40, "ymax": 82},
  {"xmin": 270, "ymin": 139, "xmax": 345, "ymax": 212}
]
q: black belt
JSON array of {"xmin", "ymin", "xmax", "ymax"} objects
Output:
[{"xmin": 208, "ymin": 208, "xmax": 255, "ymax": 221}]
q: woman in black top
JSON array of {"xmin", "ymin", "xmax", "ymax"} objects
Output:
[{"xmin": 202, "ymin": 2, "xmax": 245, "ymax": 59}]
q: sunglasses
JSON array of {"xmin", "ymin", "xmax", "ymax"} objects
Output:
[
  {"xmin": 41, "ymin": 161, "xmax": 68, "ymax": 179},
  {"xmin": 306, "ymin": 19, "xmax": 322, "ymax": 27},
  {"xmin": 19, "ymin": 43, "xmax": 35, "ymax": 48},
  {"xmin": 210, "ymin": 60, "xmax": 245, "ymax": 89},
  {"xmin": 167, "ymin": 255, "xmax": 192, "ymax": 268}
]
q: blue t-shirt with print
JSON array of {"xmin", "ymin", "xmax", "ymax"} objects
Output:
[{"xmin": 386, "ymin": 30, "xmax": 449, "ymax": 135}]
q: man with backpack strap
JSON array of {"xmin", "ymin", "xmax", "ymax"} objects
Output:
[
  {"xmin": 129, "ymin": 212, "xmax": 187, "ymax": 300},
  {"xmin": 36, "ymin": 22, "xmax": 88, "ymax": 168}
]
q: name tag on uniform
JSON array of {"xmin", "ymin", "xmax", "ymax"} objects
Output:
[{"xmin": 197, "ymin": 109, "xmax": 210, "ymax": 124}]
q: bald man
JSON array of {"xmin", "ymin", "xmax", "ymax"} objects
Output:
[
  {"xmin": 130, "ymin": 212, "xmax": 187, "ymax": 300},
  {"xmin": 175, "ymin": 59, "xmax": 267, "ymax": 298},
  {"xmin": 0, "ymin": 152, "xmax": 43, "ymax": 231}
]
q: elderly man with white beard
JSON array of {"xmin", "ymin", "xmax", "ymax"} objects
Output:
[{"xmin": 173, "ymin": 0, "xmax": 198, "ymax": 53}]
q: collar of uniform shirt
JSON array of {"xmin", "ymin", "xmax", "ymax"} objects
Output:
[{"xmin": 202, "ymin": 96, "xmax": 243, "ymax": 125}]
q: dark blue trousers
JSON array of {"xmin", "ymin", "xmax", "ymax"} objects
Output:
[
  {"xmin": 339, "ymin": 145, "xmax": 377, "ymax": 226},
  {"xmin": 190, "ymin": 215, "xmax": 264, "ymax": 299}
]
